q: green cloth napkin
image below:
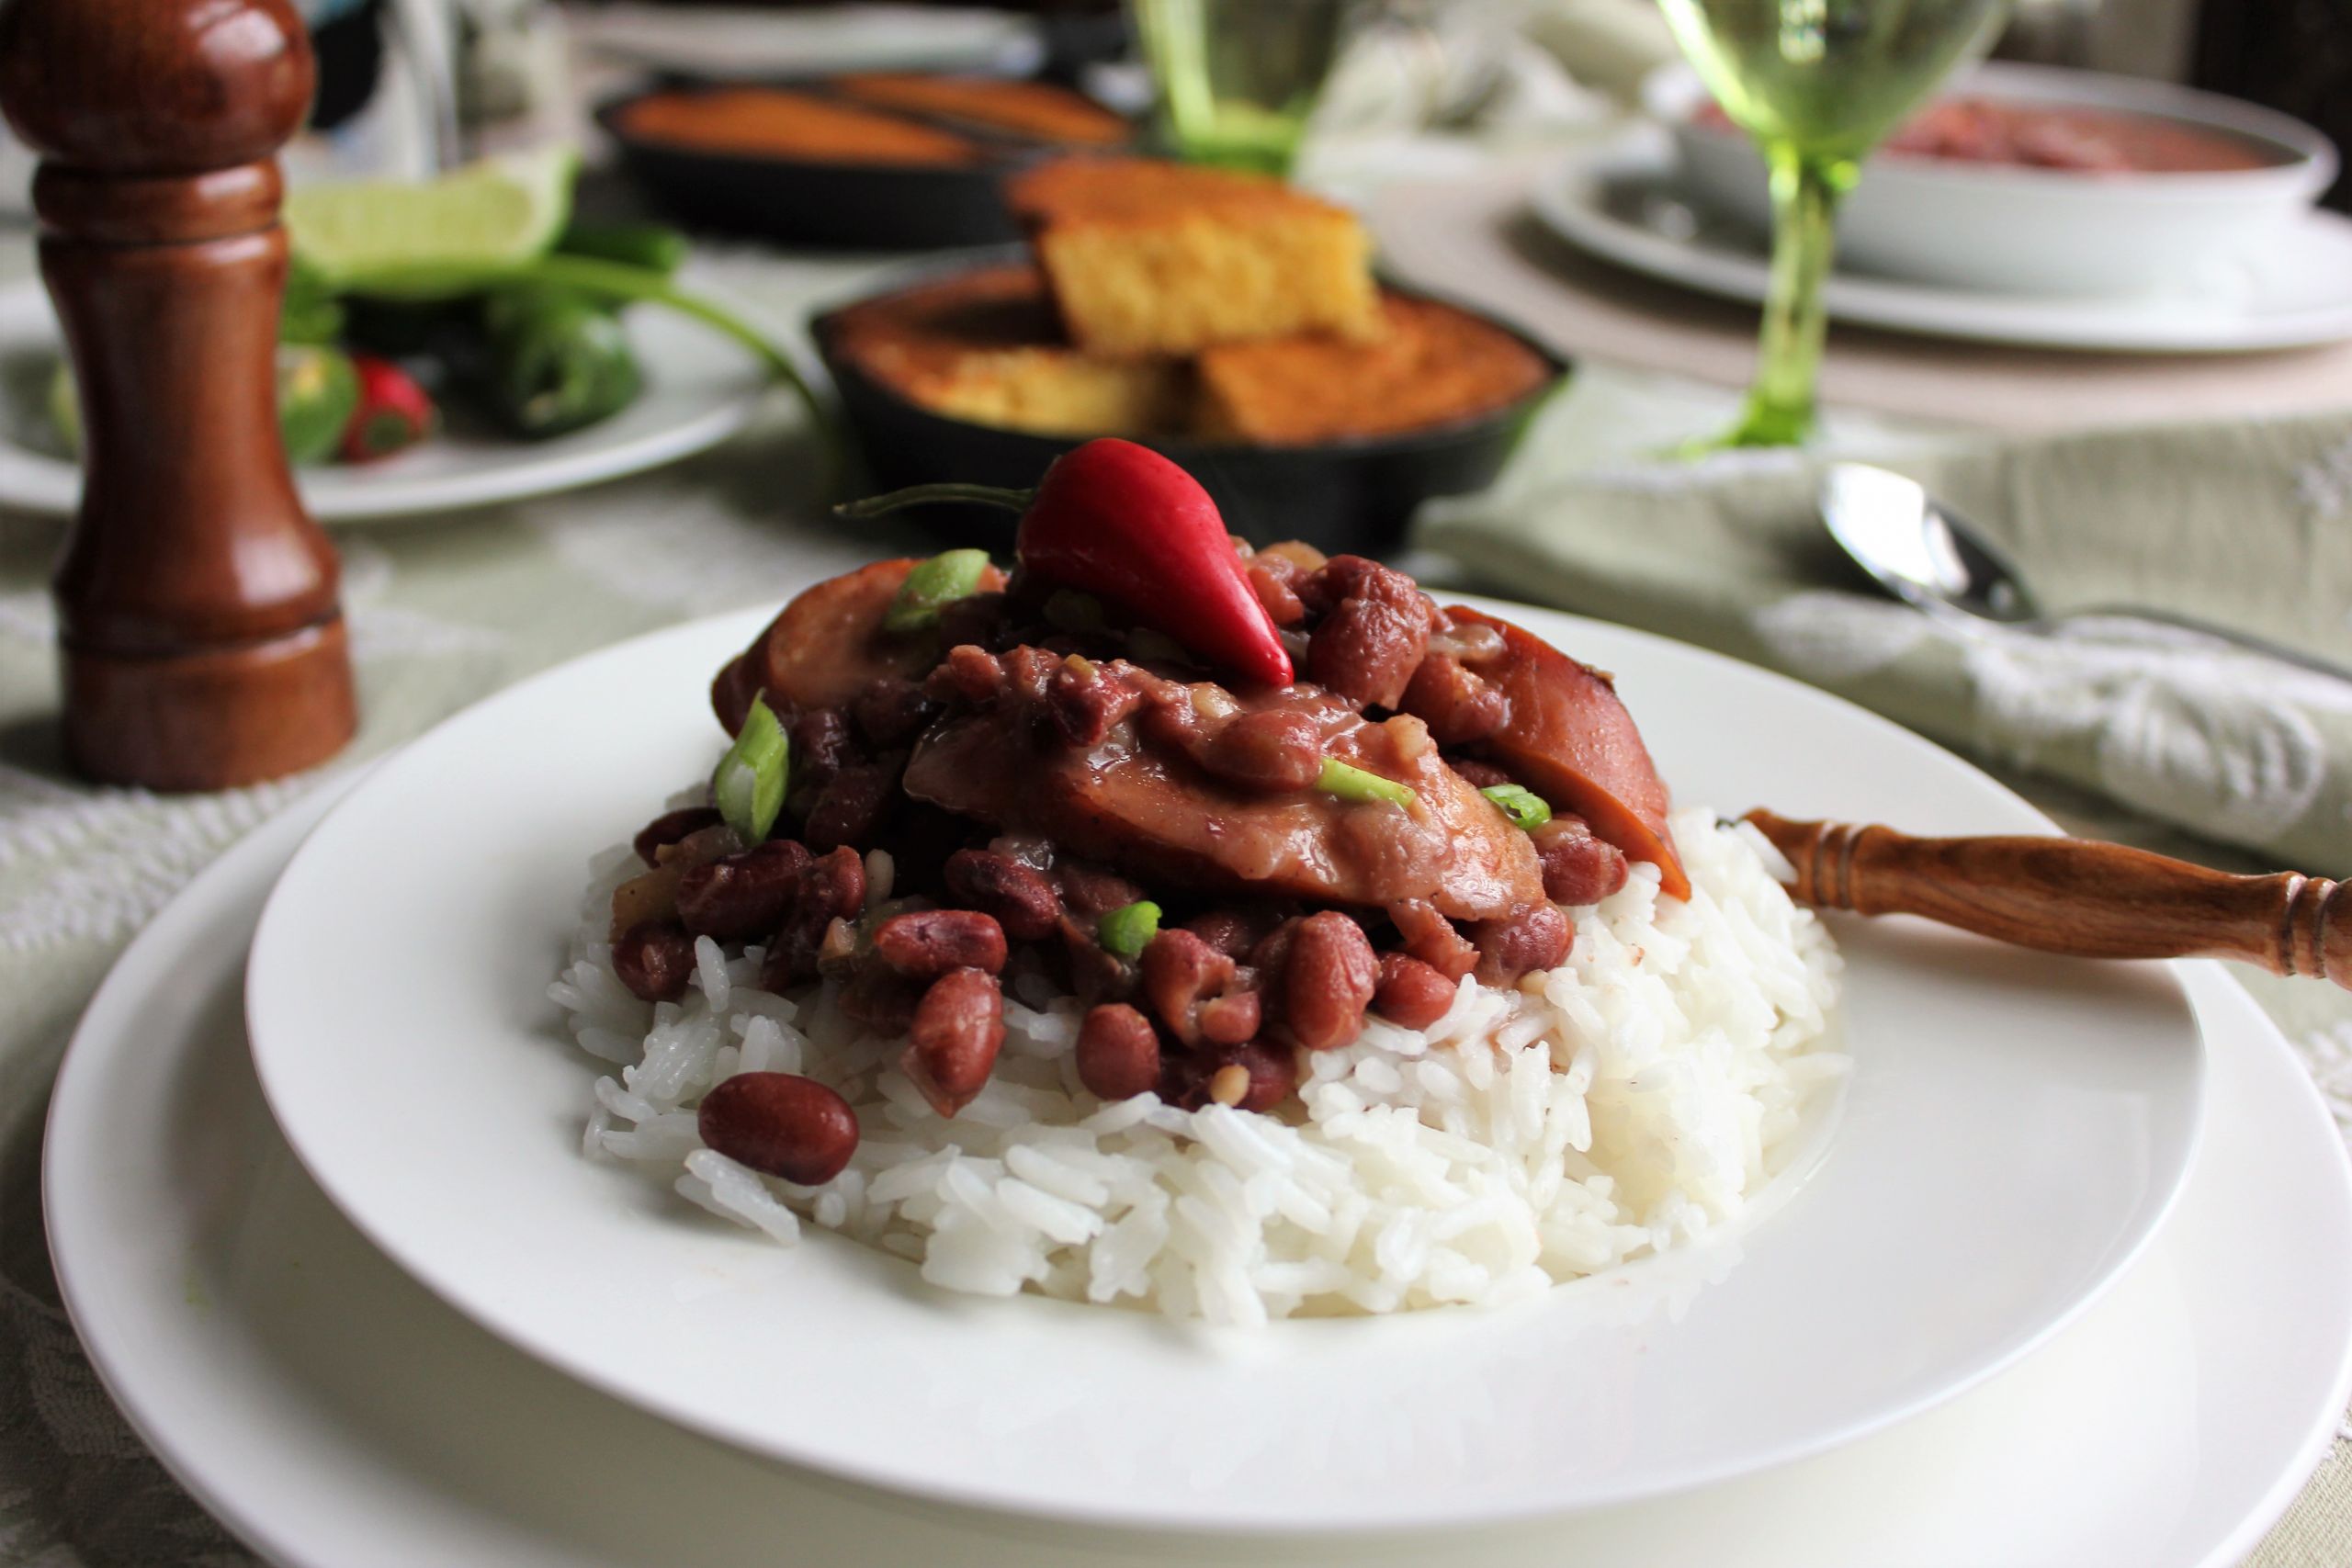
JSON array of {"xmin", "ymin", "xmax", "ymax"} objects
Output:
[{"xmin": 1419, "ymin": 395, "xmax": 2352, "ymax": 874}]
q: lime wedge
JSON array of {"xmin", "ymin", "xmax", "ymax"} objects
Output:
[{"xmin": 285, "ymin": 147, "xmax": 579, "ymax": 286}]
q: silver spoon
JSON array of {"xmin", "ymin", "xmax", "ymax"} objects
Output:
[{"xmin": 1817, "ymin": 462, "xmax": 2352, "ymax": 683}]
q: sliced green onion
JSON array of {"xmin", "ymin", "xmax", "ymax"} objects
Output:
[
  {"xmin": 1043, "ymin": 588, "xmax": 1105, "ymax": 632},
  {"xmin": 1096, "ymin": 899, "xmax": 1162, "ymax": 958},
  {"xmin": 1316, "ymin": 757, "xmax": 1418, "ymax": 808},
  {"xmin": 712, "ymin": 695, "xmax": 789, "ymax": 843},
  {"xmin": 1480, "ymin": 783, "xmax": 1552, "ymax": 830},
  {"xmin": 884, "ymin": 548, "xmax": 991, "ymax": 633}
]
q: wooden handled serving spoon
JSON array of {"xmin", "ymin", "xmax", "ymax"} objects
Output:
[{"xmin": 1742, "ymin": 809, "xmax": 2352, "ymax": 988}]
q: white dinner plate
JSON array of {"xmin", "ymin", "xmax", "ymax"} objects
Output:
[
  {"xmin": 1530, "ymin": 128, "xmax": 2352, "ymax": 354},
  {"xmin": 243, "ymin": 593, "xmax": 2205, "ymax": 1531},
  {"xmin": 49, "ymin": 783, "xmax": 2352, "ymax": 1568},
  {"xmin": 0, "ymin": 280, "xmax": 772, "ymax": 521}
]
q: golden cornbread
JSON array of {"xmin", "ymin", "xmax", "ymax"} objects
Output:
[
  {"xmin": 1004, "ymin": 157, "xmax": 1381, "ymax": 357},
  {"xmin": 1194, "ymin": 295, "xmax": 1553, "ymax": 445},
  {"xmin": 828, "ymin": 265, "xmax": 1191, "ymax": 437},
  {"xmin": 831, "ymin": 73, "xmax": 1131, "ymax": 147}
]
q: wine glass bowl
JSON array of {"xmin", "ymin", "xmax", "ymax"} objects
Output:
[
  {"xmin": 1128, "ymin": 0, "xmax": 1351, "ymax": 175},
  {"xmin": 1657, "ymin": 0, "xmax": 2012, "ymax": 448}
]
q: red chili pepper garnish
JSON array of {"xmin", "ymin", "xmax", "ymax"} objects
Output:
[
  {"xmin": 340, "ymin": 354, "xmax": 437, "ymax": 464},
  {"xmin": 833, "ymin": 439, "xmax": 1294, "ymax": 689}
]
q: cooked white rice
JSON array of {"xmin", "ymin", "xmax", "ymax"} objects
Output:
[{"xmin": 551, "ymin": 807, "xmax": 1846, "ymax": 1325}]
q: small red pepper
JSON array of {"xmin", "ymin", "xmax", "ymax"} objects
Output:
[
  {"xmin": 834, "ymin": 439, "xmax": 1293, "ymax": 689},
  {"xmin": 340, "ymin": 354, "xmax": 437, "ymax": 463}
]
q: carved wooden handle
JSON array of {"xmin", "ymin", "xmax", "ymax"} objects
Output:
[{"xmin": 1744, "ymin": 809, "xmax": 2352, "ymax": 987}]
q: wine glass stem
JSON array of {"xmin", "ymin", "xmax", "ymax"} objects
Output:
[{"xmin": 1735, "ymin": 144, "xmax": 1857, "ymax": 446}]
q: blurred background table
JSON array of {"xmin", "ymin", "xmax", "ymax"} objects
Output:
[{"xmin": 1, "ymin": 2, "xmax": 2349, "ymax": 1563}]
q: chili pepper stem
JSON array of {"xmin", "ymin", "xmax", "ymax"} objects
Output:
[{"xmin": 833, "ymin": 481, "xmax": 1036, "ymax": 521}]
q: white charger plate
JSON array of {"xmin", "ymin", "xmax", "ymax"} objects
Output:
[
  {"xmin": 48, "ymin": 781, "xmax": 2352, "ymax": 1568},
  {"xmin": 1530, "ymin": 129, "xmax": 2352, "ymax": 353},
  {"xmin": 242, "ymin": 595, "xmax": 2204, "ymax": 1531},
  {"xmin": 0, "ymin": 281, "xmax": 771, "ymax": 521}
]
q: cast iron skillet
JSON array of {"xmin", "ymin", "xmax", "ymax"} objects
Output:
[
  {"xmin": 809, "ymin": 254, "xmax": 1572, "ymax": 558},
  {"xmin": 596, "ymin": 78, "xmax": 1126, "ymax": 251}
]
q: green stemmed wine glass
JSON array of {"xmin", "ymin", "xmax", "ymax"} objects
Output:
[
  {"xmin": 1658, "ymin": 0, "xmax": 2012, "ymax": 449},
  {"xmin": 1129, "ymin": 0, "xmax": 1351, "ymax": 176}
]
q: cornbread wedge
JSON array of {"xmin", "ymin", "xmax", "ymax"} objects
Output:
[
  {"xmin": 827, "ymin": 264, "xmax": 1191, "ymax": 437},
  {"xmin": 1195, "ymin": 295, "xmax": 1553, "ymax": 445},
  {"xmin": 1005, "ymin": 157, "xmax": 1381, "ymax": 356}
]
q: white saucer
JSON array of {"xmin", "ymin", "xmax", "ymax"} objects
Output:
[
  {"xmin": 45, "ymin": 784, "xmax": 2352, "ymax": 1566},
  {"xmin": 0, "ymin": 280, "xmax": 774, "ymax": 522},
  {"xmin": 1530, "ymin": 128, "xmax": 2352, "ymax": 354},
  {"xmin": 241, "ymin": 601, "xmax": 2203, "ymax": 1529}
]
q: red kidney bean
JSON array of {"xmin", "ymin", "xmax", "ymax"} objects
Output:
[
  {"xmin": 614, "ymin": 919, "xmax": 696, "ymax": 1002},
  {"xmin": 1049, "ymin": 658, "xmax": 1149, "ymax": 747},
  {"xmin": 759, "ymin": 847, "xmax": 867, "ymax": 990},
  {"xmin": 1140, "ymin": 927, "xmax": 1239, "ymax": 1046},
  {"xmin": 853, "ymin": 675, "xmax": 937, "ymax": 748},
  {"xmin": 1183, "ymin": 908, "xmax": 1269, "ymax": 960},
  {"xmin": 933, "ymin": 592, "xmax": 1009, "ymax": 652},
  {"xmin": 839, "ymin": 966, "xmax": 923, "ymax": 1032},
  {"xmin": 1197, "ymin": 988, "xmax": 1262, "ymax": 1046},
  {"xmin": 929, "ymin": 644, "xmax": 1009, "ymax": 705},
  {"xmin": 1283, "ymin": 911, "xmax": 1378, "ymax": 1051},
  {"xmin": 674, "ymin": 840, "xmax": 810, "ymax": 940},
  {"xmin": 1446, "ymin": 757, "xmax": 1514, "ymax": 791},
  {"xmin": 1301, "ymin": 557, "xmax": 1433, "ymax": 709},
  {"xmin": 1385, "ymin": 898, "xmax": 1479, "ymax": 981},
  {"xmin": 1532, "ymin": 818, "xmax": 1631, "ymax": 907},
  {"xmin": 1055, "ymin": 860, "xmax": 1146, "ymax": 919},
  {"xmin": 1403, "ymin": 649, "xmax": 1511, "ymax": 747},
  {"xmin": 710, "ymin": 654, "xmax": 761, "ymax": 735},
  {"xmin": 1201, "ymin": 707, "xmax": 1325, "ymax": 793},
  {"xmin": 1214, "ymin": 1042, "xmax": 1298, "ymax": 1113},
  {"xmin": 697, "ymin": 1072, "xmax": 859, "ymax": 1185},
  {"xmin": 1247, "ymin": 558, "xmax": 1306, "ymax": 626},
  {"xmin": 1060, "ymin": 913, "xmax": 1141, "ymax": 1008},
  {"xmin": 634, "ymin": 806, "xmax": 723, "ymax": 866},
  {"xmin": 1374, "ymin": 952, "xmax": 1457, "ymax": 1030},
  {"xmin": 802, "ymin": 761, "xmax": 897, "ymax": 852},
  {"xmin": 903, "ymin": 968, "xmax": 1006, "ymax": 1117},
  {"xmin": 1308, "ymin": 602, "xmax": 1428, "ymax": 710},
  {"xmin": 1473, "ymin": 902, "xmax": 1573, "ymax": 985},
  {"xmin": 808, "ymin": 846, "xmax": 866, "ymax": 919},
  {"xmin": 1076, "ymin": 1003, "xmax": 1161, "ymax": 1100},
  {"xmin": 874, "ymin": 908, "xmax": 1008, "ymax": 978},
  {"xmin": 944, "ymin": 848, "xmax": 1062, "ymax": 942},
  {"xmin": 789, "ymin": 707, "xmax": 854, "ymax": 795}
]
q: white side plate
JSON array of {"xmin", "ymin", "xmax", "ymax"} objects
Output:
[
  {"xmin": 243, "ymin": 596, "xmax": 2204, "ymax": 1531},
  {"xmin": 0, "ymin": 280, "xmax": 773, "ymax": 521}
]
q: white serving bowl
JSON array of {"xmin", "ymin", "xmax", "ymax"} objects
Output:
[{"xmin": 1647, "ymin": 60, "xmax": 2338, "ymax": 298}]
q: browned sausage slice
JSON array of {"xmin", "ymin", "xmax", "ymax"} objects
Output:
[
  {"xmin": 903, "ymin": 704, "xmax": 1544, "ymax": 920},
  {"xmin": 1443, "ymin": 607, "xmax": 1690, "ymax": 901},
  {"xmin": 713, "ymin": 558, "xmax": 1009, "ymax": 732}
]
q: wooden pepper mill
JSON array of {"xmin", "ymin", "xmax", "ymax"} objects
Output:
[{"xmin": 0, "ymin": 0, "xmax": 356, "ymax": 791}]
